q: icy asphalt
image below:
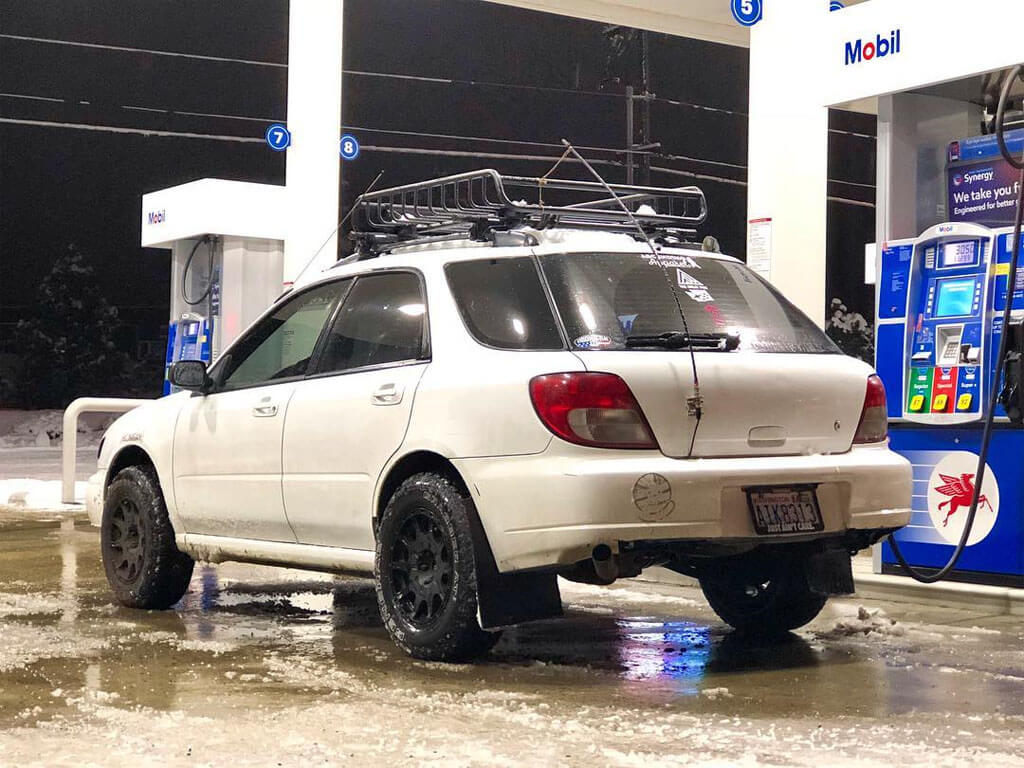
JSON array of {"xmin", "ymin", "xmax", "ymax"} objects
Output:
[{"xmin": 0, "ymin": 508, "xmax": 1021, "ymax": 768}]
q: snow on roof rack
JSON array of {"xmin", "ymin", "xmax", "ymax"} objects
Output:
[{"xmin": 349, "ymin": 169, "xmax": 707, "ymax": 254}]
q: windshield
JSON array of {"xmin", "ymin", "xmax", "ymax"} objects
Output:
[{"xmin": 539, "ymin": 251, "xmax": 839, "ymax": 354}]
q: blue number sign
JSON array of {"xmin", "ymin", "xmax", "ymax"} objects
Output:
[
  {"xmin": 265, "ymin": 123, "xmax": 291, "ymax": 152},
  {"xmin": 731, "ymin": 0, "xmax": 763, "ymax": 27},
  {"xmin": 339, "ymin": 134, "xmax": 360, "ymax": 161}
]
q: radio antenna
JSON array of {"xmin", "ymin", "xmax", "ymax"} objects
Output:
[{"xmin": 559, "ymin": 139, "xmax": 704, "ymax": 422}]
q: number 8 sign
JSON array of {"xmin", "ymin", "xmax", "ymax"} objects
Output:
[
  {"xmin": 265, "ymin": 123, "xmax": 291, "ymax": 152},
  {"xmin": 339, "ymin": 134, "xmax": 360, "ymax": 161},
  {"xmin": 731, "ymin": 0, "xmax": 763, "ymax": 27}
]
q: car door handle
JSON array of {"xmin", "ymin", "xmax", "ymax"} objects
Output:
[
  {"xmin": 252, "ymin": 402, "xmax": 278, "ymax": 417},
  {"xmin": 372, "ymin": 383, "xmax": 403, "ymax": 405}
]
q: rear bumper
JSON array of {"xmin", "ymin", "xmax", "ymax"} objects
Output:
[{"xmin": 454, "ymin": 444, "xmax": 912, "ymax": 572}]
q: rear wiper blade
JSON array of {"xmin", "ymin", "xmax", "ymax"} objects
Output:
[{"xmin": 625, "ymin": 331, "xmax": 740, "ymax": 351}]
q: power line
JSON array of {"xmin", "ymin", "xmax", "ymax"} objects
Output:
[
  {"xmin": 0, "ymin": 33, "xmax": 286, "ymax": 68},
  {"xmin": 0, "ymin": 115, "xmax": 873, "ymax": 207},
  {"xmin": 0, "ymin": 91, "xmax": 750, "ymax": 173},
  {"xmin": 0, "ymin": 116, "xmax": 264, "ymax": 142},
  {"xmin": 0, "ymin": 33, "xmax": 879, "ymax": 141},
  {"xmin": 4, "ymin": 96, "xmax": 874, "ymax": 190},
  {"xmin": 0, "ymin": 33, "xmax": 747, "ymax": 117}
]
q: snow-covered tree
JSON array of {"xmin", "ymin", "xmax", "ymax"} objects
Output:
[
  {"xmin": 826, "ymin": 297, "xmax": 874, "ymax": 363},
  {"xmin": 8, "ymin": 245, "xmax": 128, "ymax": 407}
]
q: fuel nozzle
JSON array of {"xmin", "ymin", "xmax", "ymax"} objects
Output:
[{"xmin": 999, "ymin": 320, "xmax": 1024, "ymax": 426}]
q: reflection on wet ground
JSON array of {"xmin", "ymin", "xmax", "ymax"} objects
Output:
[{"xmin": 1, "ymin": 511, "xmax": 1022, "ymax": 766}]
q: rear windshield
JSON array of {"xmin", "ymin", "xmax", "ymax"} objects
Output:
[{"xmin": 540, "ymin": 251, "xmax": 838, "ymax": 354}]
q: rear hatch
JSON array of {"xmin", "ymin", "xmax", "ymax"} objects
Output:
[{"xmin": 539, "ymin": 248, "xmax": 869, "ymax": 458}]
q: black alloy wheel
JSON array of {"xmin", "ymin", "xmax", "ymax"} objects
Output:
[
  {"xmin": 107, "ymin": 497, "xmax": 147, "ymax": 585},
  {"xmin": 374, "ymin": 472, "xmax": 499, "ymax": 661},
  {"xmin": 100, "ymin": 465, "xmax": 194, "ymax": 609},
  {"xmin": 389, "ymin": 510, "xmax": 454, "ymax": 628}
]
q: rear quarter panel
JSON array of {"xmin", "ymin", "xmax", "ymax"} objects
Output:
[{"xmin": 402, "ymin": 263, "xmax": 582, "ymax": 459}]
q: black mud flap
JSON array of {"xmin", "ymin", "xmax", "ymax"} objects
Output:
[
  {"xmin": 805, "ymin": 550, "xmax": 855, "ymax": 596},
  {"xmin": 466, "ymin": 502, "xmax": 562, "ymax": 629}
]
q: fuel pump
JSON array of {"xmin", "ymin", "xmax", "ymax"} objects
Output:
[
  {"xmin": 875, "ymin": 66, "xmax": 1024, "ymax": 587},
  {"xmin": 140, "ymin": 179, "xmax": 289, "ymax": 396},
  {"xmin": 164, "ymin": 236, "xmax": 220, "ymax": 394}
]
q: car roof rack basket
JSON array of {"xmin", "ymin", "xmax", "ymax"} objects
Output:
[{"xmin": 350, "ymin": 169, "xmax": 707, "ymax": 254}]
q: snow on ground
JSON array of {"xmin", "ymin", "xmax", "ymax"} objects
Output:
[
  {"xmin": 560, "ymin": 579, "xmax": 702, "ymax": 609},
  {"xmin": 0, "ymin": 410, "xmax": 114, "ymax": 449},
  {"xmin": 0, "ymin": 623, "xmax": 109, "ymax": 673},
  {"xmin": 0, "ymin": 479, "xmax": 85, "ymax": 510}
]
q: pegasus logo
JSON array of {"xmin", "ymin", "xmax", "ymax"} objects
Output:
[{"xmin": 934, "ymin": 473, "xmax": 993, "ymax": 527}]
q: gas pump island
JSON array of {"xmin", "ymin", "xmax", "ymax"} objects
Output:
[
  {"xmin": 140, "ymin": 179, "xmax": 288, "ymax": 394},
  {"xmin": 876, "ymin": 218, "xmax": 1024, "ymax": 587}
]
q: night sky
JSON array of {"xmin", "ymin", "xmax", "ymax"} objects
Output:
[{"xmin": 0, "ymin": 0, "xmax": 875, "ymax": 382}]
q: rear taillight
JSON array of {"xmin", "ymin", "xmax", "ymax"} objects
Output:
[
  {"xmin": 853, "ymin": 374, "xmax": 888, "ymax": 444},
  {"xmin": 529, "ymin": 372, "xmax": 659, "ymax": 449}
]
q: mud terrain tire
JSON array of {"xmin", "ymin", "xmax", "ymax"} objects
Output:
[
  {"xmin": 375, "ymin": 472, "xmax": 499, "ymax": 661},
  {"xmin": 699, "ymin": 555, "xmax": 828, "ymax": 635},
  {"xmin": 101, "ymin": 466, "xmax": 194, "ymax": 609}
]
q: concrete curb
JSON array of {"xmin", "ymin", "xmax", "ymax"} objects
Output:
[
  {"xmin": 636, "ymin": 561, "xmax": 1023, "ymax": 617},
  {"xmin": 851, "ymin": 558, "xmax": 1023, "ymax": 615}
]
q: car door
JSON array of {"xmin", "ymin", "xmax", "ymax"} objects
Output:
[
  {"xmin": 173, "ymin": 281, "xmax": 344, "ymax": 541},
  {"xmin": 282, "ymin": 270, "xmax": 429, "ymax": 550}
]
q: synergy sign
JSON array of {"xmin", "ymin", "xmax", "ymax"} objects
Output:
[{"xmin": 844, "ymin": 29, "xmax": 902, "ymax": 66}]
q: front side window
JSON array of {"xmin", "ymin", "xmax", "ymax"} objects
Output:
[
  {"xmin": 219, "ymin": 281, "xmax": 342, "ymax": 390},
  {"xmin": 540, "ymin": 251, "xmax": 838, "ymax": 354},
  {"xmin": 315, "ymin": 272, "xmax": 426, "ymax": 373},
  {"xmin": 445, "ymin": 257, "xmax": 563, "ymax": 350}
]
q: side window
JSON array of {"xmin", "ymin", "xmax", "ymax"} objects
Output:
[
  {"xmin": 315, "ymin": 272, "xmax": 426, "ymax": 373},
  {"xmin": 219, "ymin": 281, "xmax": 343, "ymax": 390},
  {"xmin": 444, "ymin": 257, "xmax": 563, "ymax": 350}
]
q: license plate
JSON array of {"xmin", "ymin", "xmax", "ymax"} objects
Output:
[{"xmin": 746, "ymin": 486, "xmax": 823, "ymax": 535}]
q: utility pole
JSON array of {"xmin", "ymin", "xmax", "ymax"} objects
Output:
[
  {"xmin": 622, "ymin": 31, "xmax": 659, "ymax": 188},
  {"xmin": 625, "ymin": 85, "xmax": 635, "ymax": 185},
  {"xmin": 640, "ymin": 30, "xmax": 652, "ymax": 185}
]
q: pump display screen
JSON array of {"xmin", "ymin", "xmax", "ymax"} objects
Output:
[
  {"xmin": 940, "ymin": 241, "xmax": 978, "ymax": 268},
  {"xmin": 934, "ymin": 278, "xmax": 977, "ymax": 317}
]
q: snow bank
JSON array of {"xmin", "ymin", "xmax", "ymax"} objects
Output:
[
  {"xmin": 820, "ymin": 606, "xmax": 906, "ymax": 638},
  {"xmin": 0, "ymin": 478, "xmax": 85, "ymax": 510},
  {"xmin": 0, "ymin": 410, "xmax": 113, "ymax": 449},
  {"xmin": 700, "ymin": 687, "xmax": 734, "ymax": 700}
]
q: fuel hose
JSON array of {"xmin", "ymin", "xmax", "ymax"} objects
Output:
[
  {"xmin": 887, "ymin": 65, "xmax": 1024, "ymax": 583},
  {"xmin": 182, "ymin": 235, "xmax": 215, "ymax": 306}
]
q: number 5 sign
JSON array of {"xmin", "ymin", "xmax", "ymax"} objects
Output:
[{"xmin": 731, "ymin": 0, "xmax": 763, "ymax": 27}]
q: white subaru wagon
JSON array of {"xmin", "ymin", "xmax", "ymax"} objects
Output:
[{"xmin": 89, "ymin": 219, "xmax": 911, "ymax": 661}]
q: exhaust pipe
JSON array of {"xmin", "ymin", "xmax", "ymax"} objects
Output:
[{"xmin": 591, "ymin": 544, "xmax": 618, "ymax": 583}]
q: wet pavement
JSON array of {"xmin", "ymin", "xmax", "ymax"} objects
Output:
[{"xmin": 1, "ymin": 508, "xmax": 1022, "ymax": 767}]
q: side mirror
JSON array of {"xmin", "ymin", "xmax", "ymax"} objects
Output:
[{"xmin": 169, "ymin": 360, "xmax": 211, "ymax": 393}]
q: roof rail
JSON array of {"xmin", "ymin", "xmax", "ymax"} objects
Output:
[{"xmin": 350, "ymin": 169, "xmax": 707, "ymax": 254}]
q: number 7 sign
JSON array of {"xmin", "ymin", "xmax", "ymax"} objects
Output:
[{"xmin": 265, "ymin": 123, "xmax": 292, "ymax": 152}]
